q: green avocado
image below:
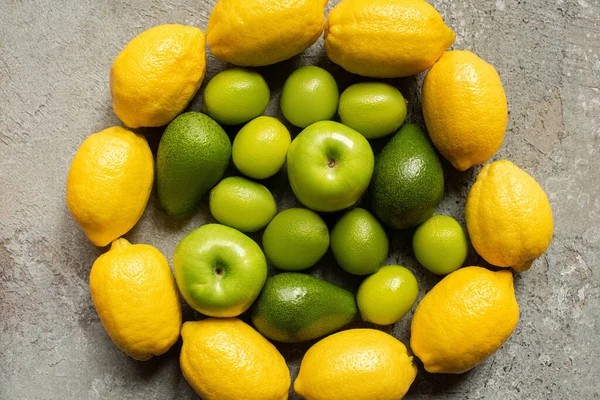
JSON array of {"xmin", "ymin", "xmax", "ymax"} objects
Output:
[
  {"xmin": 370, "ymin": 123, "xmax": 444, "ymax": 229},
  {"xmin": 251, "ymin": 273, "xmax": 358, "ymax": 343},
  {"xmin": 157, "ymin": 112, "xmax": 231, "ymax": 216}
]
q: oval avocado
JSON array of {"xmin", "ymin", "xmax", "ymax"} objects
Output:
[
  {"xmin": 370, "ymin": 123, "xmax": 444, "ymax": 229},
  {"xmin": 157, "ymin": 112, "xmax": 231, "ymax": 216},
  {"xmin": 251, "ymin": 273, "xmax": 358, "ymax": 343}
]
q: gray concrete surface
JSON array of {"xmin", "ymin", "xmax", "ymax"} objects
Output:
[{"xmin": 1, "ymin": 0, "xmax": 599, "ymax": 398}]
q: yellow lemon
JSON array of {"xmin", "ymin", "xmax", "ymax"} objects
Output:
[
  {"xmin": 324, "ymin": 0, "xmax": 455, "ymax": 78},
  {"xmin": 66, "ymin": 127, "xmax": 153, "ymax": 247},
  {"xmin": 207, "ymin": 0, "xmax": 328, "ymax": 66},
  {"xmin": 180, "ymin": 318, "xmax": 290, "ymax": 400},
  {"xmin": 110, "ymin": 24, "xmax": 206, "ymax": 128},
  {"xmin": 294, "ymin": 329, "xmax": 417, "ymax": 400},
  {"xmin": 466, "ymin": 160, "xmax": 554, "ymax": 271},
  {"xmin": 410, "ymin": 266, "xmax": 519, "ymax": 374},
  {"xmin": 422, "ymin": 50, "xmax": 508, "ymax": 171},
  {"xmin": 90, "ymin": 238, "xmax": 182, "ymax": 361}
]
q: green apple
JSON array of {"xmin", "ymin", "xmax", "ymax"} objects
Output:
[
  {"xmin": 173, "ymin": 224, "xmax": 267, "ymax": 317},
  {"xmin": 287, "ymin": 121, "xmax": 375, "ymax": 212}
]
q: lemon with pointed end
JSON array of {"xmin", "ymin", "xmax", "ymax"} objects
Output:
[
  {"xmin": 466, "ymin": 160, "xmax": 553, "ymax": 271},
  {"xmin": 207, "ymin": 0, "xmax": 328, "ymax": 66},
  {"xmin": 209, "ymin": 176, "xmax": 277, "ymax": 232},
  {"xmin": 67, "ymin": 126, "xmax": 153, "ymax": 247},
  {"xmin": 294, "ymin": 329, "xmax": 417, "ymax": 400},
  {"xmin": 422, "ymin": 50, "xmax": 508, "ymax": 171},
  {"xmin": 232, "ymin": 116, "xmax": 291, "ymax": 179},
  {"xmin": 180, "ymin": 318, "xmax": 290, "ymax": 400},
  {"xmin": 410, "ymin": 266, "xmax": 519, "ymax": 373},
  {"xmin": 110, "ymin": 24, "xmax": 206, "ymax": 128},
  {"xmin": 325, "ymin": 0, "xmax": 455, "ymax": 78},
  {"xmin": 90, "ymin": 238, "xmax": 182, "ymax": 361}
]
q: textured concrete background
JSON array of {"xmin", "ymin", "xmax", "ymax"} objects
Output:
[{"xmin": 1, "ymin": 0, "xmax": 599, "ymax": 399}]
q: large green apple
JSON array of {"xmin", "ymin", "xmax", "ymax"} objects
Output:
[
  {"xmin": 287, "ymin": 121, "xmax": 375, "ymax": 212},
  {"xmin": 173, "ymin": 224, "xmax": 267, "ymax": 317}
]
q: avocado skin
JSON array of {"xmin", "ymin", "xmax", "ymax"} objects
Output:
[{"xmin": 370, "ymin": 123, "xmax": 444, "ymax": 229}]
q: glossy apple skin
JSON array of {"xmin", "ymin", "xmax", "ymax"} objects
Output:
[
  {"xmin": 174, "ymin": 224, "xmax": 267, "ymax": 317},
  {"xmin": 287, "ymin": 121, "xmax": 375, "ymax": 212}
]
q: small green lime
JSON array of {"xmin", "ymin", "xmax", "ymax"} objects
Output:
[
  {"xmin": 280, "ymin": 66, "xmax": 339, "ymax": 128},
  {"xmin": 338, "ymin": 82, "xmax": 407, "ymax": 139},
  {"xmin": 357, "ymin": 265, "xmax": 418, "ymax": 325},
  {"xmin": 209, "ymin": 176, "xmax": 277, "ymax": 232},
  {"xmin": 202, "ymin": 68, "xmax": 270, "ymax": 125},
  {"xmin": 262, "ymin": 208, "xmax": 329, "ymax": 271},
  {"xmin": 412, "ymin": 215, "xmax": 468, "ymax": 275},
  {"xmin": 232, "ymin": 116, "xmax": 291, "ymax": 179},
  {"xmin": 330, "ymin": 208, "xmax": 389, "ymax": 275}
]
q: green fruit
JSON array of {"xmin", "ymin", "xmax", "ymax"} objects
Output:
[
  {"xmin": 174, "ymin": 224, "xmax": 267, "ymax": 317},
  {"xmin": 338, "ymin": 82, "xmax": 407, "ymax": 139},
  {"xmin": 357, "ymin": 265, "xmax": 418, "ymax": 325},
  {"xmin": 201, "ymin": 68, "xmax": 270, "ymax": 125},
  {"xmin": 262, "ymin": 208, "xmax": 329, "ymax": 271},
  {"xmin": 251, "ymin": 273, "xmax": 358, "ymax": 342},
  {"xmin": 330, "ymin": 208, "xmax": 389, "ymax": 275},
  {"xmin": 157, "ymin": 112, "xmax": 231, "ymax": 216},
  {"xmin": 280, "ymin": 66, "xmax": 339, "ymax": 128},
  {"xmin": 209, "ymin": 176, "xmax": 277, "ymax": 232},
  {"xmin": 232, "ymin": 116, "xmax": 291, "ymax": 179},
  {"xmin": 413, "ymin": 215, "xmax": 468, "ymax": 275},
  {"xmin": 287, "ymin": 121, "xmax": 374, "ymax": 212},
  {"xmin": 370, "ymin": 124, "xmax": 444, "ymax": 229}
]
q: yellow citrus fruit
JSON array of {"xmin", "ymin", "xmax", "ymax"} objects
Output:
[
  {"xmin": 180, "ymin": 318, "xmax": 290, "ymax": 400},
  {"xmin": 66, "ymin": 127, "xmax": 153, "ymax": 247},
  {"xmin": 206, "ymin": 0, "xmax": 328, "ymax": 66},
  {"xmin": 422, "ymin": 50, "xmax": 508, "ymax": 171},
  {"xmin": 466, "ymin": 160, "xmax": 554, "ymax": 271},
  {"xmin": 410, "ymin": 266, "xmax": 519, "ymax": 374},
  {"xmin": 294, "ymin": 329, "xmax": 417, "ymax": 400},
  {"xmin": 324, "ymin": 0, "xmax": 455, "ymax": 78},
  {"xmin": 110, "ymin": 24, "xmax": 206, "ymax": 128},
  {"xmin": 90, "ymin": 238, "xmax": 182, "ymax": 361}
]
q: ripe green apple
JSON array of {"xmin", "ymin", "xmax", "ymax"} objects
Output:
[
  {"xmin": 173, "ymin": 224, "xmax": 267, "ymax": 317},
  {"xmin": 287, "ymin": 121, "xmax": 375, "ymax": 212}
]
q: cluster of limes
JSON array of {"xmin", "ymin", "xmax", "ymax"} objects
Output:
[{"xmin": 65, "ymin": 1, "xmax": 555, "ymax": 399}]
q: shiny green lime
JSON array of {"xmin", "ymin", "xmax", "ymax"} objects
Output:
[
  {"xmin": 202, "ymin": 68, "xmax": 270, "ymax": 125},
  {"xmin": 280, "ymin": 66, "xmax": 339, "ymax": 128},
  {"xmin": 232, "ymin": 116, "xmax": 291, "ymax": 179},
  {"xmin": 209, "ymin": 177, "xmax": 277, "ymax": 232},
  {"xmin": 338, "ymin": 82, "xmax": 407, "ymax": 139},
  {"xmin": 413, "ymin": 215, "xmax": 468, "ymax": 275},
  {"xmin": 330, "ymin": 208, "xmax": 389, "ymax": 275},
  {"xmin": 262, "ymin": 208, "xmax": 329, "ymax": 271},
  {"xmin": 357, "ymin": 265, "xmax": 418, "ymax": 325}
]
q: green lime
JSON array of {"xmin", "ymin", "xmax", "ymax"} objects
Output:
[
  {"xmin": 338, "ymin": 82, "xmax": 407, "ymax": 139},
  {"xmin": 232, "ymin": 116, "xmax": 291, "ymax": 179},
  {"xmin": 356, "ymin": 265, "xmax": 418, "ymax": 325},
  {"xmin": 280, "ymin": 66, "xmax": 339, "ymax": 128},
  {"xmin": 412, "ymin": 215, "xmax": 468, "ymax": 275},
  {"xmin": 202, "ymin": 68, "xmax": 270, "ymax": 125},
  {"xmin": 209, "ymin": 176, "xmax": 277, "ymax": 232},
  {"xmin": 262, "ymin": 208, "xmax": 329, "ymax": 271},
  {"xmin": 330, "ymin": 208, "xmax": 389, "ymax": 275}
]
